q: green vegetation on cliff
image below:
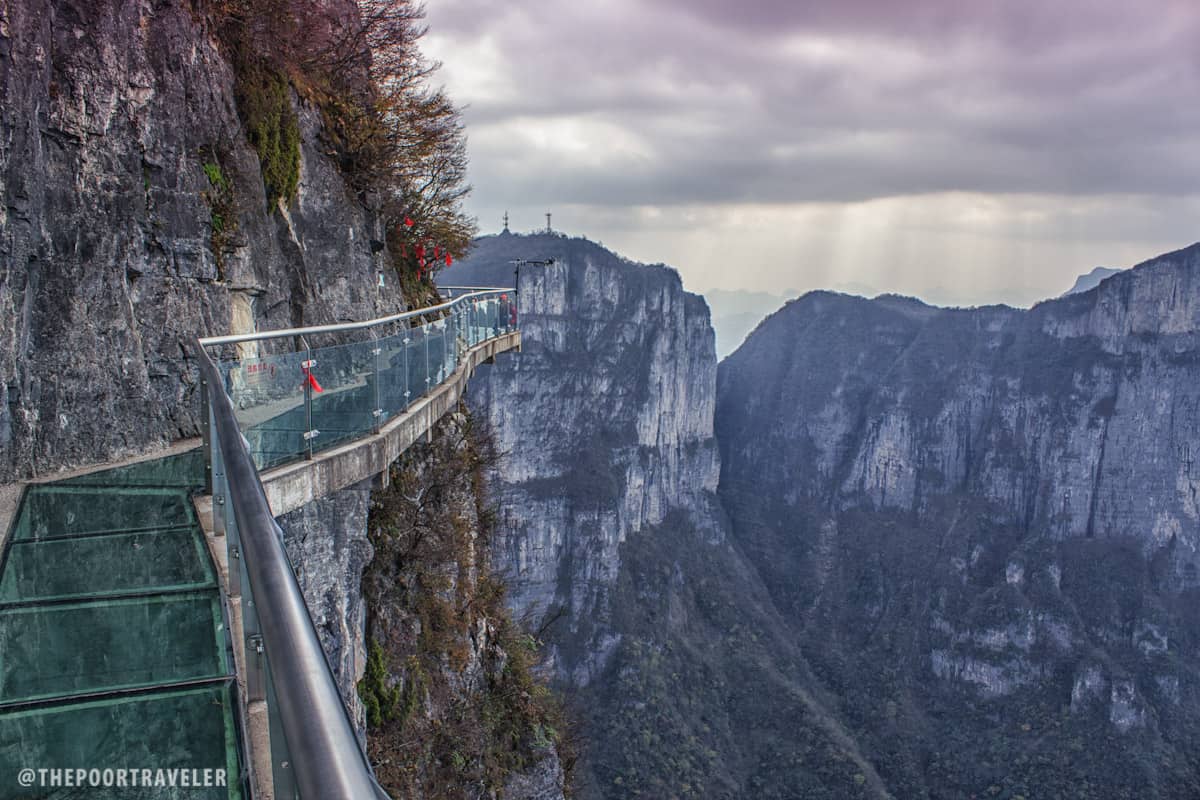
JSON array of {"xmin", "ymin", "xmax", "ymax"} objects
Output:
[
  {"xmin": 206, "ymin": 0, "xmax": 475, "ymax": 287},
  {"xmin": 361, "ymin": 407, "xmax": 573, "ymax": 797}
]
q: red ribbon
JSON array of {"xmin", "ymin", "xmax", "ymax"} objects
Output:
[{"xmin": 302, "ymin": 367, "xmax": 323, "ymax": 393}]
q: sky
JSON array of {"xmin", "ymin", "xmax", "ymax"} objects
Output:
[{"xmin": 423, "ymin": 0, "xmax": 1200, "ymax": 307}]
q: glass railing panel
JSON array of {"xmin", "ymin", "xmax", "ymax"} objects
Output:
[
  {"xmin": 0, "ymin": 592, "xmax": 228, "ymax": 703},
  {"xmin": 425, "ymin": 318, "xmax": 450, "ymax": 387},
  {"xmin": 0, "ymin": 684, "xmax": 244, "ymax": 800},
  {"xmin": 444, "ymin": 312, "xmax": 459, "ymax": 376},
  {"xmin": 219, "ymin": 349, "xmax": 310, "ymax": 470},
  {"xmin": 0, "ymin": 527, "xmax": 215, "ymax": 603},
  {"xmin": 12, "ymin": 486, "xmax": 193, "ymax": 541},
  {"xmin": 376, "ymin": 329, "xmax": 410, "ymax": 424},
  {"xmin": 407, "ymin": 323, "xmax": 433, "ymax": 404},
  {"xmin": 471, "ymin": 297, "xmax": 503, "ymax": 343},
  {"xmin": 307, "ymin": 337, "xmax": 378, "ymax": 454}
]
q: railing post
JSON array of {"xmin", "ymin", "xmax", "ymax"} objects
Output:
[
  {"xmin": 201, "ymin": 374, "xmax": 213, "ymax": 496},
  {"xmin": 210, "ymin": 399, "xmax": 226, "ymax": 541},
  {"xmin": 301, "ymin": 337, "xmax": 316, "ymax": 460},
  {"xmin": 423, "ymin": 322, "xmax": 431, "ymax": 396},
  {"xmin": 371, "ymin": 330, "xmax": 383, "ymax": 434},
  {"xmin": 402, "ymin": 327, "xmax": 411, "ymax": 411}
]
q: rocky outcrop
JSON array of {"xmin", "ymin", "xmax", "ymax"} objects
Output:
[
  {"xmin": 454, "ymin": 232, "xmax": 721, "ymax": 686},
  {"xmin": 457, "ymin": 233, "xmax": 1200, "ymax": 798},
  {"xmin": 0, "ymin": 0, "xmax": 404, "ymax": 483}
]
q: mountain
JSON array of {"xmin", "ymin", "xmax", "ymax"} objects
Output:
[
  {"xmin": 0, "ymin": 4, "xmax": 568, "ymax": 796},
  {"xmin": 703, "ymin": 289, "xmax": 793, "ymax": 359},
  {"xmin": 1064, "ymin": 266, "xmax": 1124, "ymax": 296},
  {"xmin": 455, "ymin": 234, "xmax": 896, "ymax": 798},
  {"xmin": 456, "ymin": 233, "xmax": 1200, "ymax": 798},
  {"xmin": 716, "ymin": 242, "xmax": 1200, "ymax": 797}
]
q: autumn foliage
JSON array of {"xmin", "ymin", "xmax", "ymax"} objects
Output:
[{"xmin": 206, "ymin": 0, "xmax": 475, "ymax": 284}]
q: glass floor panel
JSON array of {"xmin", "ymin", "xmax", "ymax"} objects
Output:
[
  {"xmin": 0, "ymin": 528, "xmax": 215, "ymax": 604},
  {"xmin": 57, "ymin": 448, "xmax": 206, "ymax": 491},
  {"xmin": 0, "ymin": 684, "xmax": 243, "ymax": 799},
  {"xmin": 0, "ymin": 592, "xmax": 228, "ymax": 704},
  {"xmin": 0, "ymin": 450, "xmax": 244, "ymax": 795},
  {"xmin": 11, "ymin": 486, "xmax": 193, "ymax": 541}
]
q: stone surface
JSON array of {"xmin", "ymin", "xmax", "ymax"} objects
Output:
[
  {"xmin": 0, "ymin": 0, "xmax": 405, "ymax": 483},
  {"xmin": 452, "ymin": 232, "xmax": 722, "ymax": 686},
  {"xmin": 276, "ymin": 477, "xmax": 375, "ymax": 744}
]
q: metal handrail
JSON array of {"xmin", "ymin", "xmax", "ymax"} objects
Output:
[
  {"xmin": 196, "ymin": 342, "xmax": 390, "ymax": 800},
  {"xmin": 198, "ymin": 287, "xmax": 515, "ymax": 347},
  {"xmin": 437, "ymin": 285, "xmax": 513, "ymax": 291}
]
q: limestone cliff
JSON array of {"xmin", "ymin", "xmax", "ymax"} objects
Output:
[
  {"xmin": 358, "ymin": 408, "xmax": 570, "ymax": 800},
  {"xmin": 0, "ymin": 0, "xmax": 404, "ymax": 482},
  {"xmin": 716, "ymin": 242, "xmax": 1200, "ymax": 797},
  {"xmin": 452, "ymin": 234, "xmax": 893, "ymax": 799},
  {"xmin": 455, "ymin": 233, "xmax": 1200, "ymax": 798},
  {"xmin": 452, "ymin": 232, "xmax": 721, "ymax": 686}
]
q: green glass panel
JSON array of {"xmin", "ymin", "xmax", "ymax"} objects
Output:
[
  {"xmin": 0, "ymin": 592, "xmax": 227, "ymax": 703},
  {"xmin": 58, "ymin": 449, "xmax": 205, "ymax": 491},
  {"xmin": 0, "ymin": 685, "xmax": 243, "ymax": 799},
  {"xmin": 0, "ymin": 528, "xmax": 214, "ymax": 604},
  {"xmin": 13, "ymin": 487, "xmax": 192, "ymax": 542}
]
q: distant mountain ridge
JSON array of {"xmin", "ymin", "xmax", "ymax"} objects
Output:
[
  {"xmin": 452, "ymin": 232, "xmax": 1200, "ymax": 798},
  {"xmin": 1063, "ymin": 265, "xmax": 1124, "ymax": 296},
  {"xmin": 703, "ymin": 289, "xmax": 794, "ymax": 359},
  {"xmin": 717, "ymin": 240, "xmax": 1200, "ymax": 797}
]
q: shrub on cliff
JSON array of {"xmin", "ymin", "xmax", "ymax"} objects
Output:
[{"xmin": 205, "ymin": 0, "xmax": 475, "ymax": 284}]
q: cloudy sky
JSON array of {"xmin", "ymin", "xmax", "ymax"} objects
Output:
[{"xmin": 424, "ymin": 0, "xmax": 1200, "ymax": 306}]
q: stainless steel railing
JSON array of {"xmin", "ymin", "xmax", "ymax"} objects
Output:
[{"xmin": 195, "ymin": 288, "xmax": 518, "ymax": 799}]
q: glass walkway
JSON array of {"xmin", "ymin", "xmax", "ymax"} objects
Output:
[
  {"xmin": 0, "ymin": 450, "xmax": 243, "ymax": 799},
  {"xmin": 0, "ymin": 287, "xmax": 518, "ymax": 799}
]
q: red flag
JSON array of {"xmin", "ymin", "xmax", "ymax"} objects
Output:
[
  {"xmin": 302, "ymin": 367, "xmax": 323, "ymax": 393},
  {"xmin": 415, "ymin": 244, "xmax": 425, "ymax": 260},
  {"xmin": 404, "ymin": 217, "xmax": 413, "ymax": 227},
  {"xmin": 444, "ymin": 253, "xmax": 453, "ymax": 266}
]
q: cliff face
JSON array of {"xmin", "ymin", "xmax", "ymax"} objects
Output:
[
  {"xmin": 454, "ymin": 233, "xmax": 721, "ymax": 685},
  {"xmin": 278, "ymin": 477, "xmax": 376, "ymax": 743},
  {"xmin": 0, "ymin": 0, "xmax": 404, "ymax": 482},
  {"xmin": 457, "ymin": 233, "xmax": 1200, "ymax": 798},
  {"xmin": 716, "ymin": 243, "xmax": 1200, "ymax": 797},
  {"xmin": 360, "ymin": 408, "xmax": 569, "ymax": 800},
  {"xmin": 453, "ymin": 235, "xmax": 894, "ymax": 800}
]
